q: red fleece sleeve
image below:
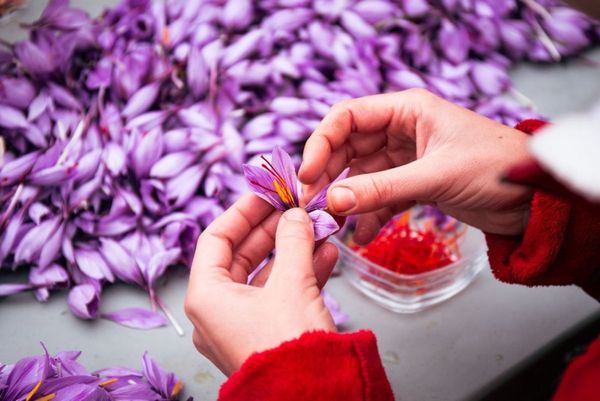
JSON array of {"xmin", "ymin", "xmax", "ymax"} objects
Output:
[
  {"xmin": 485, "ymin": 120, "xmax": 600, "ymax": 296},
  {"xmin": 218, "ymin": 330, "xmax": 394, "ymax": 401},
  {"xmin": 552, "ymin": 336, "xmax": 600, "ymax": 401}
]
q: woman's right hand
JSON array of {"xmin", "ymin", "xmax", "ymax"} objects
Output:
[{"xmin": 299, "ymin": 89, "xmax": 534, "ymax": 245}]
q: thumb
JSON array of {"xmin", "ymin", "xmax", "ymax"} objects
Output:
[
  {"xmin": 327, "ymin": 158, "xmax": 441, "ymax": 215},
  {"xmin": 268, "ymin": 208, "xmax": 316, "ymax": 286}
]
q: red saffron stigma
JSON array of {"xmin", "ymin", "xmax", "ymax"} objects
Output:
[{"xmin": 350, "ymin": 211, "xmax": 465, "ymax": 275}]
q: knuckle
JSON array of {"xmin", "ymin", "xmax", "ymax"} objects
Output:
[
  {"xmin": 404, "ymin": 87, "xmax": 432, "ymax": 99},
  {"xmin": 331, "ymin": 99, "xmax": 353, "ymax": 114},
  {"xmin": 183, "ymin": 295, "xmax": 196, "ymax": 319},
  {"xmin": 367, "ymin": 174, "xmax": 393, "ymax": 204}
]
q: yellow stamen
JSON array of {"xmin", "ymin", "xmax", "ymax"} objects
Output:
[
  {"xmin": 273, "ymin": 180, "xmax": 295, "ymax": 207},
  {"xmin": 98, "ymin": 378, "xmax": 118, "ymax": 387},
  {"xmin": 25, "ymin": 381, "xmax": 42, "ymax": 401},
  {"xmin": 33, "ymin": 394, "xmax": 56, "ymax": 401},
  {"xmin": 171, "ymin": 380, "xmax": 183, "ymax": 397}
]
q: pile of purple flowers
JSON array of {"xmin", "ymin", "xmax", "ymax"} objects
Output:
[
  {"xmin": 0, "ymin": 346, "xmax": 189, "ymax": 401},
  {"xmin": 0, "ymin": 0, "xmax": 598, "ymax": 326}
]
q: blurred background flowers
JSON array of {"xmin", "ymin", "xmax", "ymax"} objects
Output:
[{"xmin": 0, "ymin": 0, "xmax": 598, "ymax": 326}]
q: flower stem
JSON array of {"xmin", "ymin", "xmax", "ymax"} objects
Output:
[
  {"xmin": 509, "ymin": 88, "xmax": 536, "ymax": 111},
  {"xmin": 155, "ymin": 294, "xmax": 185, "ymax": 337},
  {"xmin": 531, "ymin": 18, "xmax": 561, "ymax": 62},
  {"xmin": 522, "ymin": 0, "xmax": 552, "ymax": 20}
]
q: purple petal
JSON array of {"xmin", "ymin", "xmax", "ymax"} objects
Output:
[
  {"xmin": 38, "ymin": 0, "xmax": 89, "ymax": 30},
  {"xmin": 0, "ymin": 211, "xmax": 24, "ymax": 262},
  {"xmin": 28, "ymin": 164, "xmax": 76, "ymax": 186},
  {"xmin": 270, "ymin": 97, "xmax": 309, "ymax": 115},
  {"xmin": 402, "ymin": 0, "xmax": 429, "ymax": 16},
  {"xmin": 14, "ymin": 40, "xmax": 55, "ymax": 76},
  {"xmin": 68, "ymin": 284, "xmax": 100, "ymax": 320},
  {"xmin": 306, "ymin": 168, "xmax": 349, "ymax": 211},
  {"xmin": 166, "ymin": 164, "xmax": 206, "ymax": 208},
  {"xmin": 221, "ymin": 29, "xmax": 263, "ymax": 68},
  {"xmin": 29, "ymin": 264, "xmax": 69, "ymax": 288},
  {"xmin": 74, "ymin": 248, "xmax": 114, "ymax": 282},
  {"xmin": 471, "ymin": 62, "xmax": 510, "ymax": 96},
  {"xmin": 96, "ymin": 214, "xmax": 138, "ymax": 237},
  {"xmin": 38, "ymin": 222, "xmax": 65, "ymax": 269},
  {"xmin": 438, "ymin": 20, "xmax": 470, "ymax": 64},
  {"xmin": 99, "ymin": 238, "xmax": 143, "ymax": 286},
  {"xmin": 122, "ymin": 82, "xmax": 161, "ymax": 119},
  {"xmin": 102, "ymin": 307, "xmax": 168, "ymax": 329},
  {"xmin": 177, "ymin": 107, "xmax": 215, "ymax": 130},
  {"xmin": 322, "ymin": 289, "xmax": 349, "ymax": 326},
  {"xmin": 72, "ymin": 149, "xmax": 102, "ymax": 182},
  {"xmin": 352, "ymin": 0, "xmax": 397, "ymax": 24},
  {"xmin": 53, "ymin": 383, "xmax": 111, "ymax": 401},
  {"xmin": 24, "ymin": 124, "xmax": 48, "ymax": 147},
  {"xmin": 340, "ymin": 10, "xmax": 376, "ymax": 39},
  {"xmin": 0, "ymin": 77, "xmax": 36, "ymax": 109},
  {"xmin": 47, "ymin": 83, "xmax": 82, "ymax": 111},
  {"xmin": 144, "ymin": 248, "xmax": 181, "ymax": 288},
  {"xmin": 270, "ymin": 146, "xmax": 300, "ymax": 204},
  {"xmin": 186, "ymin": 45, "xmax": 209, "ymax": 98},
  {"xmin": 0, "ymin": 104, "xmax": 28, "ymax": 129},
  {"xmin": 102, "ymin": 143, "xmax": 126, "ymax": 176},
  {"xmin": 28, "ymin": 91, "xmax": 53, "ymax": 121},
  {"xmin": 245, "ymin": 136, "xmax": 288, "ymax": 154},
  {"xmin": 221, "ymin": 0, "xmax": 253, "ymax": 30},
  {"xmin": 132, "ymin": 128, "xmax": 164, "ymax": 177},
  {"xmin": 142, "ymin": 352, "xmax": 180, "ymax": 399},
  {"xmin": 86, "ymin": 58, "xmax": 112, "ymax": 89},
  {"xmin": 264, "ymin": 8, "xmax": 314, "ymax": 31},
  {"xmin": 0, "ymin": 283, "xmax": 32, "ymax": 297},
  {"xmin": 0, "ymin": 151, "xmax": 40, "ymax": 186},
  {"xmin": 3, "ymin": 354, "xmax": 50, "ymax": 401},
  {"xmin": 51, "ymin": 351, "xmax": 88, "ymax": 376},
  {"xmin": 221, "ymin": 120, "xmax": 245, "ymax": 166},
  {"xmin": 276, "ymin": 119, "xmax": 308, "ymax": 142},
  {"xmin": 150, "ymin": 151, "xmax": 197, "ymax": 178},
  {"xmin": 242, "ymin": 113, "xmax": 276, "ymax": 139},
  {"xmin": 309, "ymin": 210, "xmax": 339, "ymax": 241},
  {"xmin": 14, "ymin": 216, "xmax": 61, "ymax": 264},
  {"xmin": 242, "ymin": 164, "xmax": 286, "ymax": 210}
]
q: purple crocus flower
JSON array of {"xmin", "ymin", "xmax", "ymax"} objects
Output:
[
  {"xmin": 243, "ymin": 146, "xmax": 347, "ymax": 241},
  {"xmin": 0, "ymin": 346, "xmax": 188, "ymax": 401}
]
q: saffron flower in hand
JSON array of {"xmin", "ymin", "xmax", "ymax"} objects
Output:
[{"xmin": 243, "ymin": 146, "xmax": 347, "ymax": 241}]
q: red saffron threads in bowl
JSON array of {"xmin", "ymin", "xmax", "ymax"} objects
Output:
[{"xmin": 350, "ymin": 211, "xmax": 466, "ymax": 275}]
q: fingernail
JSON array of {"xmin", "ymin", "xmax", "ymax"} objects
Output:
[
  {"xmin": 330, "ymin": 187, "xmax": 356, "ymax": 213},
  {"xmin": 285, "ymin": 208, "xmax": 309, "ymax": 222}
]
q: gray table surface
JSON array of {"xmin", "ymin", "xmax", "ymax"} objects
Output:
[{"xmin": 1, "ymin": 2, "xmax": 600, "ymax": 401}]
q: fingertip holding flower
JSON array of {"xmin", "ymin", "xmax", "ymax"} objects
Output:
[
  {"xmin": 328, "ymin": 186, "xmax": 357, "ymax": 214},
  {"xmin": 243, "ymin": 147, "xmax": 346, "ymax": 241}
]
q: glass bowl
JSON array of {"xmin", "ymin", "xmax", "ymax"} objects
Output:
[{"xmin": 331, "ymin": 225, "xmax": 487, "ymax": 313}]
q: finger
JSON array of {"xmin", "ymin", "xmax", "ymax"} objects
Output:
[
  {"xmin": 229, "ymin": 210, "xmax": 281, "ymax": 283},
  {"xmin": 312, "ymin": 242, "xmax": 339, "ymax": 289},
  {"xmin": 190, "ymin": 194, "xmax": 273, "ymax": 287},
  {"xmin": 299, "ymin": 91, "xmax": 424, "ymax": 184},
  {"xmin": 267, "ymin": 208, "xmax": 315, "ymax": 286},
  {"xmin": 250, "ymin": 242, "xmax": 338, "ymax": 289},
  {"xmin": 327, "ymin": 156, "xmax": 441, "ymax": 215}
]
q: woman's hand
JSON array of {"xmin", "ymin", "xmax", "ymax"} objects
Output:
[
  {"xmin": 185, "ymin": 194, "xmax": 338, "ymax": 376},
  {"xmin": 299, "ymin": 89, "xmax": 533, "ymax": 244}
]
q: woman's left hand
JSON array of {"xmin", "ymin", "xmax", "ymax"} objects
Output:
[{"xmin": 185, "ymin": 194, "xmax": 339, "ymax": 376}]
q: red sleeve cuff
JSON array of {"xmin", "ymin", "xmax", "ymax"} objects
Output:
[
  {"xmin": 552, "ymin": 335, "xmax": 600, "ymax": 401},
  {"xmin": 485, "ymin": 120, "xmax": 600, "ymax": 295},
  {"xmin": 218, "ymin": 330, "xmax": 394, "ymax": 401}
]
